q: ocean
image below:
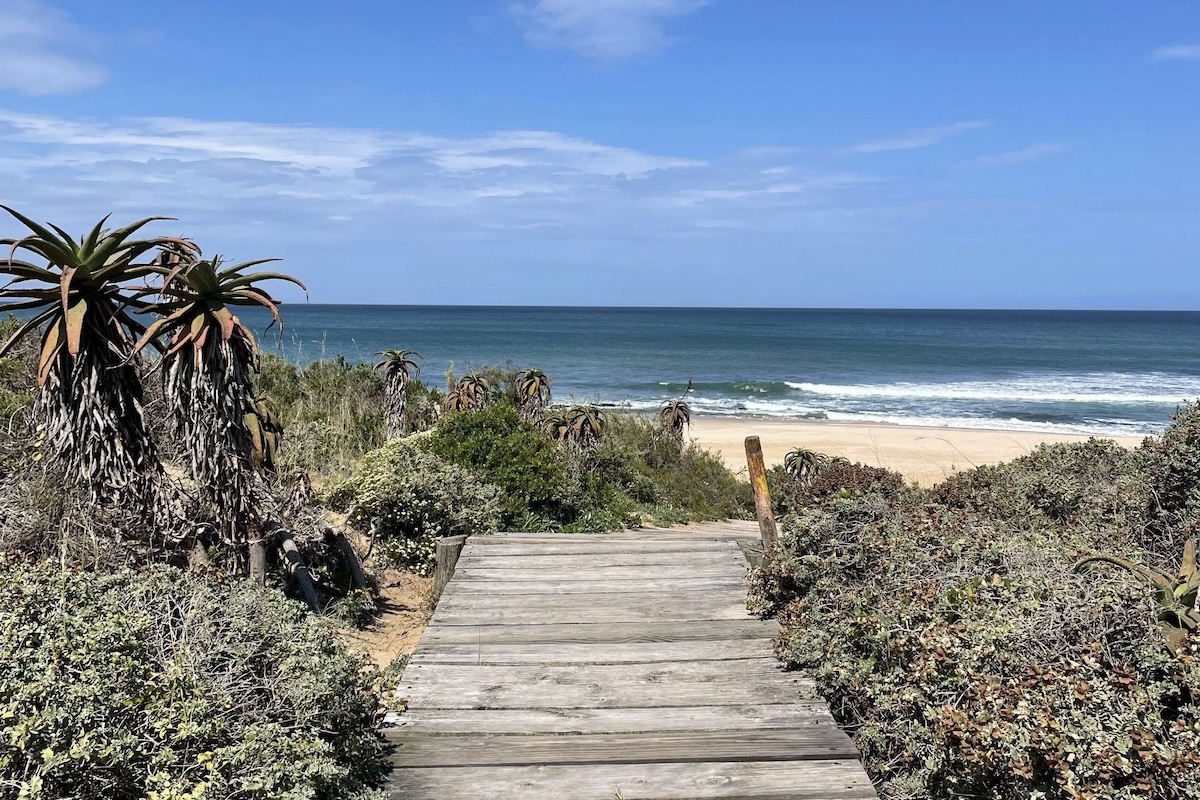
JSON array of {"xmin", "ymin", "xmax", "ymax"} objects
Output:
[{"xmin": 240, "ymin": 306, "xmax": 1200, "ymax": 437}]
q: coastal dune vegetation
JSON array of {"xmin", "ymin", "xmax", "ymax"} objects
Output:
[
  {"xmin": 753, "ymin": 414, "xmax": 1200, "ymax": 799},
  {"xmin": 1, "ymin": 207, "xmax": 1195, "ymax": 798},
  {"xmin": 0, "ymin": 209, "xmax": 752, "ymax": 797}
]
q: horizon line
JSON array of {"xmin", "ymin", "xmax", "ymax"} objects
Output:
[{"xmin": 271, "ymin": 303, "xmax": 1200, "ymax": 313}]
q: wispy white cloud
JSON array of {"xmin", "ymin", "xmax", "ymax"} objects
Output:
[
  {"xmin": 651, "ymin": 174, "xmax": 879, "ymax": 208},
  {"xmin": 963, "ymin": 142, "xmax": 1071, "ymax": 169},
  {"xmin": 838, "ymin": 121, "xmax": 990, "ymax": 156},
  {"xmin": 510, "ymin": 0, "xmax": 707, "ymax": 61},
  {"xmin": 0, "ymin": 110, "xmax": 700, "ymax": 179},
  {"xmin": 1, "ymin": 108, "xmax": 1069, "ymax": 301},
  {"xmin": 0, "ymin": 0, "xmax": 106, "ymax": 95},
  {"xmin": 0, "ymin": 108, "xmax": 903, "ymax": 257},
  {"xmin": 1150, "ymin": 44, "xmax": 1200, "ymax": 62}
]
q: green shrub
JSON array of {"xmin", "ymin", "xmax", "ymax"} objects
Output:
[
  {"xmin": 0, "ymin": 560, "xmax": 385, "ymax": 800},
  {"xmin": 422, "ymin": 403, "xmax": 751, "ymax": 531},
  {"xmin": 750, "ymin": 434, "xmax": 1200, "ymax": 800},
  {"xmin": 254, "ymin": 355, "xmax": 385, "ymax": 480},
  {"xmin": 932, "ymin": 438, "xmax": 1151, "ymax": 531},
  {"xmin": 767, "ymin": 459, "xmax": 906, "ymax": 519},
  {"xmin": 423, "ymin": 402, "xmax": 576, "ymax": 524},
  {"xmin": 596, "ymin": 413, "xmax": 753, "ymax": 522},
  {"xmin": 1143, "ymin": 402, "xmax": 1200, "ymax": 547},
  {"xmin": 327, "ymin": 439, "xmax": 503, "ymax": 572}
]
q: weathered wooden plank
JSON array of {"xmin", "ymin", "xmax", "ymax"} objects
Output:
[
  {"xmin": 455, "ymin": 551, "xmax": 749, "ymax": 569},
  {"xmin": 439, "ymin": 586, "xmax": 748, "ymax": 605},
  {"xmin": 392, "ymin": 704, "xmax": 834, "ymax": 735},
  {"xmin": 485, "ymin": 530, "xmax": 758, "ymax": 540},
  {"xmin": 386, "ymin": 728, "xmax": 860, "ymax": 768},
  {"xmin": 411, "ymin": 639, "xmax": 770, "ymax": 665},
  {"xmin": 467, "ymin": 535, "xmax": 741, "ymax": 544},
  {"xmin": 460, "ymin": 541, "xmax": 741, "ymax": 556},
  {"xmin": 386, "ymin": 759, "xmax": 878, "ymax": 799},
  {"xmin": 448, "ymin": 576, "xmax": 746, "ymax": 595},
  {"xmin": 396, "ymin": 660, "xmax": 812, "ymax": 709},
  {"xmin": 452, "ymin": 564, "xmax": 747, "ymax": 581},
  {"xmin": 436, "ymin": 588, "xmax": 747, "ymax": 612},
  {"xmin": 738, "ymin": 539, "xmax": 765, "ymax": 570},
  {"xmin": 387, "ymin": 529, "xmax": 875, "ymax": 799},
  {"xmin": 431, "ymin": 592, "xmax": 752, "ymax": 625},
  {"xmin": 419, "ymin": 619, "xmax": 779, "ymax": 645}
]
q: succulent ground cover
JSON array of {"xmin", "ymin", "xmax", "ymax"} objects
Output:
[{"xmin": 752, "ymin": 412, "xmax": 1200, "ymax": 799}]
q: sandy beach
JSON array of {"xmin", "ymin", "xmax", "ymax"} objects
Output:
[{"xmin": 690, "ymin": 416, "xmax": 1147, "ymax": 487}]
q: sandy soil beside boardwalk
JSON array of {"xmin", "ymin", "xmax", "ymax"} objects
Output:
[{"xmin": 690, "ymin": 416, "xmax": 1146, "ymax": 487}]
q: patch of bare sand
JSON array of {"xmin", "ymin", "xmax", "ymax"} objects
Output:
[
  {"xmin": 690, "ymin": 416, "xmax": 1145, "ymax": 487},
  {"xmin": 337, "ymin": 569, "xmax": 434, "ymax": 670}
]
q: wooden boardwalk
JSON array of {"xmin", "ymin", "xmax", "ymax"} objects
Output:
[{"xmin": 385, "ymin": 523, "xmax": 877, "ymax": 799}]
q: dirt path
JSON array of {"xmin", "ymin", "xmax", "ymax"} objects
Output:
[{"xmin": 339, "ymin": 569, "xmax": 434, "ymax": 670}]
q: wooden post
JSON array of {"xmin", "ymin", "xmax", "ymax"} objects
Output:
[
  {"xmin": 279, "ymin": 534, "xmax": 321, "ymax": 611},
  {"xmin": 248, "ymin": 540, "xmax": 267, "ymax": 587},
  {"xmin": 328, "ymin": 527, "xmax": 368, "ymax": 591},
  {"xmin": 434, "ymin": 535, "xmax": 468, "ymax": 597},
  {"xmin": 745, "ymin": 436, "xmax": 779, "ymax": 551},
  {"xmin": 188, "ymin": 538, "xmax": 211, "ymax": 573}
]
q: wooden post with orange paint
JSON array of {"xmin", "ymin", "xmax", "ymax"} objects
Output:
[{"xmin": 744, "ymin": 435, "xmax": 778, "ymax": 551}]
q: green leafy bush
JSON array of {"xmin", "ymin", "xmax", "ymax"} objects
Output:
[
  {"xmin": 1143, "ymin": 401, "xmax": 1200, "ymax": 542},
  {"xmin": 424, "ymin": 402, "xmax": 577, "ymax": 523},
  {"xmin": 327, "ymin": 439, "xmax": 503, "ymax": 572},
  {"xmin": 750, "ymin": 431, "xmax": 1200, "ymax": 800},
  {"xmin": 0, "ymin": 560, "xmax": 385, "ymax": 800},
  {"xmin": 423, "ymin": 402, "xmax": 752, "ymax": 531}
]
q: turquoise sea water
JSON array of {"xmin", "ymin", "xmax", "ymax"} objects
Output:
[{"xmin": 240, "ymin": 306, "xmax": 1200, "ymax": 437}]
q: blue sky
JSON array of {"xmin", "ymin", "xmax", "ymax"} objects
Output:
[{"xmin": 0, "ymin": 0, "xmax": 1196, "ymax": 308}]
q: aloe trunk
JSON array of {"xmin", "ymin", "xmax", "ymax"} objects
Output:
[
  {"xmin": 163, "ymin": 329, "xmax": 261, "ymax": 549},
  {"xmin": 41, "ymin": 315, "xmax": 160, "ymax": 511}
]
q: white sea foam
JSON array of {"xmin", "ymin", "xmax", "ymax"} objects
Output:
[
  {"xmin": 606, "ymin": 371, "xmax": 1198, "ymax": 437},
  {"xmin": 620, "ymin": 399, "xmax": 1153, "ymax": 435},
  {"xmin": 785, "ymin": 372, "xmax": 1200, "ymax": 405}
]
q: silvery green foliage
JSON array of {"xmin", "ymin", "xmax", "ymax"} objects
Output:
[
  {"xmin": 0, "ymin": 561, "xmax": 386, "ymax": 800},
  {"xmin": 749, "ymin": 440, "xmax": 1200, "ymax": 800},
  {"xmin": 329, "ymin": 440, "xmax": 502, "ymax": 573}
]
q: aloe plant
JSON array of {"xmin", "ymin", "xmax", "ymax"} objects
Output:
[
  {"xmin": 137, "ymin": 252, "xmax": 304, "ymax": 562},
  {"xmin": 784, "ymin": 447, "xmax": 829, "ymax": 486},
  {"xmin": 1075, "ymin": 540, "xmax": 1200, "ymax": 654},
  {"xmin": 443, "ymin": 374, "xmax": 489, "ymax": 413},
  {"xmin": 246, "ymin": 395, "xmax": 283, "ymax": 471},
  {"xmin": 547, "ymin": 404, "xmax": 606, "ymax": 449},
  {"xmin": 542, "ymin": 409, "xmax": 570, "ymax": 445},
  {"xmin": 658, "ymin": 399, "xmax": 691, "ymax": 440},
  {"xmin": 515, "ymin": 368, "xmax": 552, "ymax": 421},
  {"xmin": 374, "ymin": 349, "xmax": 422, "ymax": 440},
  {"xmin": 0, "ymin": 207, "xmax": 196, "ymax": 508}
]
